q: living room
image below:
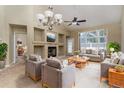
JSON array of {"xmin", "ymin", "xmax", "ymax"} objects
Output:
[{"xmin": 0, "ymin": 4, "xmax": 124, "ymax": 89}]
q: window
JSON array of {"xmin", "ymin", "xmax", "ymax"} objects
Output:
[
  {"xmin": 67, "ymin": 38, "xmax": 73, "ymax": 54},
  {"xmin": 79, "ymin": 29, "xmax": 107, "ymax": 51}
]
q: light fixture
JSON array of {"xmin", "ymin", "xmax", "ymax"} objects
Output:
[{"xmin": 37, "ymin": 6, "xmax": 63, "ymax": 30}]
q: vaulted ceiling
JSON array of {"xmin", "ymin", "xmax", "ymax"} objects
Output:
[{"xmin": 39, "ymin": 5, "xmax": 123, "ymax": 31}]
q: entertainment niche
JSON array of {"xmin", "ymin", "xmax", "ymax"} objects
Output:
[{"xmin": 33, "ymin": 27, "xmax": 67, "ymax": 59}]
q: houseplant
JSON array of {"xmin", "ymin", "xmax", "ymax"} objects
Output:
[
  {"xmin": 74, "ymin": 50, "xmax": 80, "ymax": 57},
  {"xmin": 107, "ymin": 42, "xmax": 121, "ymax": 53},
  {"xmin": 0, "ymin": 42, "xmax": 8, "ymax": 69}
]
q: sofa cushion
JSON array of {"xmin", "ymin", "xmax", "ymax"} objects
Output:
[
  {"xmin": 29, "ymin": 54, "xmax": 42, "ymax": 62},
  {"xmin": 92, "ymin": 50, "xmax": 98, "ymax": 55},
  {"xmin": 81, "ymin": 48, "xmax": 86, "ymax": 54},
  {"xmin": 46, "ymin": 57, "xmax": 63, "ymax": 69},
  {"xmin": 86, "ymin": 49, "xmax": 92, "ymax": 54}
]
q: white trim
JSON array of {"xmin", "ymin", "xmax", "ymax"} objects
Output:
[{"xmin": 13, "ymin": 32, "xmax": 16, "ymax": 63}]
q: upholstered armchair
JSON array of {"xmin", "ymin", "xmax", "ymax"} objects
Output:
[
  {"xmin": 100, "ymin": 58, "xmax": 117, "ymax": 81},
  {"xmin": 101, "ymin": 52, "xmax": 124, "ymax": 81},
  {"xmin": 41, "ymin": 58, "xmax": 75, "ymax": 88},
  {"xmin": 25, "ymin": 54, "xmax": 46, "ymax": 81}
]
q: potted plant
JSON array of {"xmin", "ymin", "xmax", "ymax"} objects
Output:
[
  {"xmin": 74, "ymin": 50, "xmax": 80, "ymax": 57},
  {"xmin": 107, "ymin": 42, "xmax": 121, "ymax": 53},
  {"xmin": 0, "ymin": 42, "xmax": 8, "ymax": 69}
]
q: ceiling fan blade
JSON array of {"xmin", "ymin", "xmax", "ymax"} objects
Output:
[
  {"xmin": 77, "ymin": 19, "xmax": 86, "ymax": 22},
  {"xmin": 77, "ymin": 22, "xmax": 80, "ymax": 25},
  {"xmin": 68, "ymin": 23, "xmax": 72, "ymax": 26},
  {"xmin": 64, "ymin": 21, "xmax": 72, "ymax": 22}
]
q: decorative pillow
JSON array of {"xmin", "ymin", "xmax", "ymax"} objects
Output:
[
  {"xmin": 81, "ymin": 48, "xmax": 86, "ymax": 54},
  {"xmin": 46, "ymin": 57, "xmax": 63, "ymax": 69},
  {"xmin": 119, "ymin": 58, "xmax": 124, "ymax": 65},
  {"xmin": 92, "ymin": 50, "xmax": 98, "ymax": 55},
  {"xmin": 86, "ymin": 49, "xmax": 92, "ymax": 54},
  {"xmin": 29, "ymin": 54, "xmax": 42, "ymax": 62},
  {"xmin": 112, "ymin": 58, "xmax": 120, "ymax": 64}
]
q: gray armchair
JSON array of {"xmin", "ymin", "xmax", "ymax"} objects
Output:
[
  {"xmin": 100, "ymin": 58, "xmax": 117, "ymax": 81},
  {"xmin": 25, "ymin": 54, "xmax": 45, "ymax": 81},
  {"xmin": 41, "ymin": 58, "xmax": 75, "ymax": 88}
]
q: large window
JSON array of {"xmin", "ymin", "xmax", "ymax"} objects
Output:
[
  {"xmin": 79, "ymin": 29, "xmax": 107, "ymax": 50},
  {"xmin": 67, "ymin": 38, "xmax": 73, "ymax": 54}
]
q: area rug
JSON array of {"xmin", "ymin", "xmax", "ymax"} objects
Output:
[{"xmin": 0, "ymin": 61, "xmax": 109, "ymax": 88}]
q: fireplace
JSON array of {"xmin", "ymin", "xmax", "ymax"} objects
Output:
[{"xmin": 48, "ymin": 46, "xmax": 57, "ymax": 58}]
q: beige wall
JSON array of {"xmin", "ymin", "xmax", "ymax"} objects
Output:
[
  {"xmin": 0, "ymin": 6, "xmax": 5, "ymax": 41},
  {"xmin": 121, "ymin": 7, "xmax": 124, "ymax": 52},
  {"xmin": 0, "ymin": 5, "xmax": 122, "ymax": 64},
  {"xmin": 0, "ymin": 5, "xmax": 69, "ymax": 64},
  {"xmin": 70, "ymin": 23, "xmax": 121, "ymax": 51}
]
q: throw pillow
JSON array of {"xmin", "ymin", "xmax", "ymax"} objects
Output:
[
  {"xmin": 86, "ymin": 49, "xmax": 92, "ymax": 54},
  {"xmin": 92, "ymin": 50, "xmax": 98, "ymax": 55},
  {"xmin": 81, "ymin": 48, "xmax": 86, "ymax": 54},
  {"xmin": 112, "ymin": 58, "xmax": 120, "ymax": 64},
  {"xmin": 29, "ymin": 54, "xmax": 42, "ymax": 62},
  {"xmin": 118, "ymin": 53, "xmax": 124, "ymax": 65},
  {"xmin": 119, "ymin": 58, "xmax": 124, "ymax": 65}
]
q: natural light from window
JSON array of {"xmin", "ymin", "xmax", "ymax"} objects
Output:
[{"xmin": 79, "ymin": 29, "xmax": 107, "ymax": 51}]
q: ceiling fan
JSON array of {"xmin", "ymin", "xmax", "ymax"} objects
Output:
[{"xmin": 64, "ymin": 17, "xmax": 86, "ymax": 26}]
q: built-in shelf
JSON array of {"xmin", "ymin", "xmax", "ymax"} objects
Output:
[
  {"xmin": 34, "ymin": 27, "xmax": 45, "ymax": 42},
  {"xmin": 33, "ymin": 43, "xmax": 45, "ymax": 46},
  {"xmin": 34, "ymin": 45, "xmax": 45, "ymax": 58},
  {"xmin": 58, "ymin": 33, "xmax": 64, "ymax": 44},
  {"xmin": 33, "ymin": 41, "xmax": 45, "ymax": 44},
  {"xmin": 58, "ymin": 43, "xmax": 64, "ymax": 46},
  {"xmin": 58, "ymin": 46, "xmax": 64, "ymax": 56},
  {"xmin": 32, "ymin": 28, "xmax": 67, "ymax": 58}
]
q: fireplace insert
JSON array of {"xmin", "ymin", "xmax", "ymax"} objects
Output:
[{"xmin": 48, "ymin": 47, "xmax": 57, "ymax": 58}]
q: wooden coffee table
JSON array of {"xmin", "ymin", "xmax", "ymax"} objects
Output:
[
  {"xmin": 109, "ymin": 68, "xmax": 124, "ymax": 88},
  {"xmin": 68, "ymin": 56, "xmax": 89, "ymax": 69}
]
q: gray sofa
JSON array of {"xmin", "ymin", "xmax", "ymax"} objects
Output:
[
  {"xmin": 80, "ymin": 49, "xmax": 105, "ymax": 62},
  {"xmin": 25, "ymin": 54, "xmax": 45, "ymax": 81},
  {"xmin": 41, "ymin": 57, "xmax": 75, "ymax": 88},
  {"xmin": 101, "ymin": 54, "xmax": 124, "ymax": 81}
]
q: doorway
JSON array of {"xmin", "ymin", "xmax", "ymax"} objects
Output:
[{"xmin": 10, "ymin": 25, "xmax": 27, "ymax": 63}]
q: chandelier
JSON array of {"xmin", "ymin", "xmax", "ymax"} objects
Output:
[{"xmin": 37, "ymin": 6, "xmax": 63, "ymax": 30}]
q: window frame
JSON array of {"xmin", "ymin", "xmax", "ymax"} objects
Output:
[{"xmin": 79, "ymin": 29, "xmax": 108, "ymax": 51}]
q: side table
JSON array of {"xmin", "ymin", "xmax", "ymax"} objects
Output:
[{"xmin": 108, "ymin": 68, "xmax": 124, "ymax": 88}]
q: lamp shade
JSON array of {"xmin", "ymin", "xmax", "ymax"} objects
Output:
[
  {"xmin": 45, "ymin": 10, "xmax": 54, "ymax": 17},
  {"xmin": 58, "ymin": 19, "xmax": 63, "ymax": 24},
  {"xmin": 54, "ymin": 14, "xmax": 62, "ymax": 20},
  {"xmin": 37, "ymin": 14, "xmax": 45, "ymax": 20}
]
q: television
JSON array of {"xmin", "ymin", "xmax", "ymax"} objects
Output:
[{"xmin": 47, "ymin": 33, "xmax": 56, "ymax": 42}]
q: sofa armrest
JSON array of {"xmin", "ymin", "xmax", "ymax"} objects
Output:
[
  {"xmin": 60, "ymin": 65, "xmax": 75, "ymax": 88},
  {"xmin": 101, "ymin": 62, "xmax": 117, "ymax": 78},
  {"xmin": 99, "ymin": 52, "xmax": 105, "ymax": 61}
]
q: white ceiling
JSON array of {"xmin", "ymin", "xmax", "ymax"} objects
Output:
[{"xmin": 40, "ymin": 5, "xmax": 123, "ymax": 31}]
